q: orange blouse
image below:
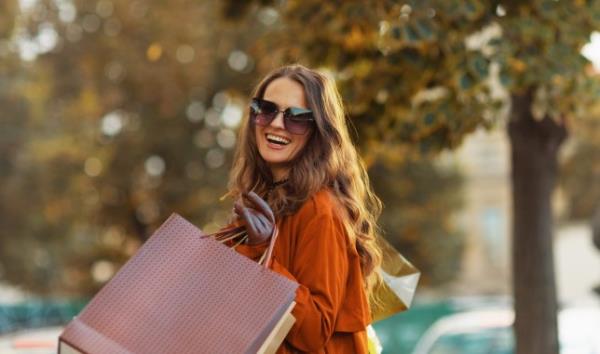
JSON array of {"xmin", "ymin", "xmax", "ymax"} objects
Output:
[{"xmin": 230, "ymin": 188, "xmax": 371, "ymax": 354}]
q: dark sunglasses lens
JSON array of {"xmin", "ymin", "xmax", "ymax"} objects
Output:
[
  {"xmin": 251, "ymin": 99, "xmax": 277, "ymax": 126},
  {"xmin": 285, "ymin": 112, "xmax": 313, "ymax": 134}
]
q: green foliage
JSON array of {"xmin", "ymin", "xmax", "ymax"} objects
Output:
[
  {"xmin": 560, "ymin": 110, "xmax": 600, "ymax": 221},
  {"xmin": 0, "ymin": 0, "xmax": 469, "ymax": 296},
  {"xmin": 226, "ymin": 0, "xmax": 600, "ymax": 288},
  {"xmin": 3, "ymin": 0, "xmax": 599, "ymax": 298},
  {"xmin": 230, "ymin": 0, "xmax": 600, "ymax": 152},
  {"xmin": 370, "ymin": 158, "xmax": 465, "ymax": 286},
  {"xmin": 0, "ymin": 0, "xmax": 19, "ymax": 39},
  {"xmin": 0, "ymin": 0, "xmax": 277, "ymax": 296}
]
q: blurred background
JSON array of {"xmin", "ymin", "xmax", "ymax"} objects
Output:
[{"xmin": 0, "ymin": 1, "xmax": 599, "ymax": 353}]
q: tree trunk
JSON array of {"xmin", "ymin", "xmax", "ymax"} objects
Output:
[{"xmin": 508, "ymin": 89, "xmax": 567, "ymax": 354}]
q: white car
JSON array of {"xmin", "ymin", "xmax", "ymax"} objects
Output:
[
  {"xmin": 412, "ymin": 307, "xmax": 600, "ymax": 354},
  {"xmin": 0, "ymin": 326, "xmax": 62, "ymax": 354}
]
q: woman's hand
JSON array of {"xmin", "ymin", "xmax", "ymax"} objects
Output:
[{"xmin": 233, "ymin": 191, "xmax": 275, "ymax": 245}]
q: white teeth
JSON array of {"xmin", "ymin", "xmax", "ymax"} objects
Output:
[{"xmin": 266, "ymin": 134, "xmax": 291, "ymax": 145}]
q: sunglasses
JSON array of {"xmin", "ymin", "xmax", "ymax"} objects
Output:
[{"xmin": 250, "ymin": 97, "xmax": 314, "ymax": 135}]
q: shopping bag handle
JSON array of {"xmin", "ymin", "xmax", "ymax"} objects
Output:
[
  {"xmin": 260, "ymin": 225, "xmax": 278, "ymax": 269},
  {"xmin": 202, "ymin": 223, "xmax": 279, "ymax": 269},
  {"xmin": 207, "ymin": 225, "xmax": 247, "ymax": 243}
]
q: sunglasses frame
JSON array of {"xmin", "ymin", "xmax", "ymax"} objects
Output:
[{"xmin": 250, "ymin": 97, "xmax": 315, "ymax": 135}]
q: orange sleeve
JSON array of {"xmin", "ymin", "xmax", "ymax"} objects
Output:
[
  {"xmin": 270, "ymin": 213, "xmax": 349, "ymax": 352},
  {"xmin": 234, "ymin": 241, "xmax": 269, "ymax": 262}
]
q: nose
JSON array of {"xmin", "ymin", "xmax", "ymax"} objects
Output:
[{"xmin": 269, "ymin": 111, "xmax": 286, "ymax": 130}]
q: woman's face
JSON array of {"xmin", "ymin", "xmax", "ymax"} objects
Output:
[{"xmin": 254, "ymin": 77, "xmax": 313, "ymax": 180}]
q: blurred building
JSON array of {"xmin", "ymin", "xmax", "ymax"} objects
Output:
[
  {"xmin": 440, "ymin": 127, "xmax": 512, "ymax": 295},
  {"xmin": 438, "ymin": 127, "xmax": 600, "ymax": 304},
  {"xmin": 555, "ymin": 223, "xmax": 600, "ymax": 305}
]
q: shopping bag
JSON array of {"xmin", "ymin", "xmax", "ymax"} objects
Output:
[
  {"xmin": 370, "ymin": 237, "xmax": 420, "ymax": 322},
  {"xmin": 58, "ymin": 213, "xmax": 298, "ymax": 354}
]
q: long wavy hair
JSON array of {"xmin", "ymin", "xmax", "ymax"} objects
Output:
[{"xmin": 226, "ymin": 64, "xmax": 383, "ymax": 294}]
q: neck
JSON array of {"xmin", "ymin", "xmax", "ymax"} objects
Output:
[{"xmin": 270, "ymin": 166, "xmax": 289, "ymax": 183}]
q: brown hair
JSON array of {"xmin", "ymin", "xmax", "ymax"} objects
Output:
[{"xmin": 226, "ymin": 64, "xmax": 383, "ymax": 294}]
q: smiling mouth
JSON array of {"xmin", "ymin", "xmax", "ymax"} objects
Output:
[{"xmin": 265, "ymin": 133, "xmax": 291, "ymax": 146}]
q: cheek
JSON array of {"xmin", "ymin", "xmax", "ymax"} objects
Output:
[
  {"xmin": 295, "ymin": 135, "xmax": 308, "ymax": 149},
  {"xmin": 254, "ymin": 125, "xmax": 264, "ymax": 144},
  {"xmin": 291, "ymin": 132, "xmax": 312, "ymax": 155}
]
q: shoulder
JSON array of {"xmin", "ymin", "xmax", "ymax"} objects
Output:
[
  {"xmin": 296, "ymin": 188, "xmax": 335, "ymax": 217},
  {"xmin": 285, "ymin": 188, "xmax": 348, "ymax": 251},
  {"xmin": 293, "ymin": 188, "xmax": 344, "ymax": 226}
]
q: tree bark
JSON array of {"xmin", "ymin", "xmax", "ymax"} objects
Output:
[{"xmin": 508, "ymin": 89, "xmax": 567, "ymax": 354}]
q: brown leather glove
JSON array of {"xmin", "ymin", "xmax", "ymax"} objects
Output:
[{"xmin": 233, "ymin": 191, "xmax": 275, "ymax": 245}]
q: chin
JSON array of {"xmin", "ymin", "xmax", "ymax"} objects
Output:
[
  {"xmin": 259, "ymin": 148, "xmax": 294, "ymax": 166},
  {"xmin": 257, "ymin": 141, "xmax": 292, "ymax": 165}
]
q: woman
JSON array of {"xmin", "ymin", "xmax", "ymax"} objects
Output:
[{"xmin": 223, "ymin": 64, "xmax": 383, "ymax": 353}]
